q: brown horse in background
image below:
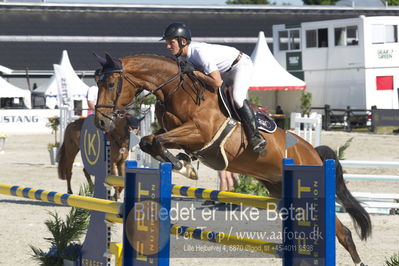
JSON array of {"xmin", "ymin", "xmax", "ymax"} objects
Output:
[
  {"xmin": 57, "ymin": 117, "xmax": 131, "ymax": 199},
  {"xmin": 94, "ymin": 53, "xmax": 371, "ymax": 265}
]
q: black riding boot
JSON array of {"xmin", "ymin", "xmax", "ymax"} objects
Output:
[{"xmin": 238, "ymin": 99, "xmax": 266, "ymax": 153}]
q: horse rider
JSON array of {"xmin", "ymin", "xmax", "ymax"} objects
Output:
[{"xmin": 161, "ymin": 22, "xmax": 266, "ymax": 154}]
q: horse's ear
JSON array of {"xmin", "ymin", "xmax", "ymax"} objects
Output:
[
  {"xmin": 93, "ymin": 52, "xmax": 106, "ymax": 65},
  {"xmin": 104, "ymin": 53, "xmax": 114, "ymax": 67},
  {"xmin": 105, "ymin": 52, "xmax": 122, "ymax": 70},
  {"xmin": 105, "ymin": 52, "xmax": 113, "ymax": 63}
]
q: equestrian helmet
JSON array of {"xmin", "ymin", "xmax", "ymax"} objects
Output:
[{"xmin": 161, "ymin": 22, "xmax": 192, "ymax": 43}]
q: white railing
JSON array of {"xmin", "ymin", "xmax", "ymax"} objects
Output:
[
  {"xmin": 290, "ymin": 112, "xmax": 322, "ymax": 147},
  {"xmin": 341, "ymin": 160, "xmax": 399, "ymax": 168},
  {"xmin": 339, "ymin": 159, "xmax": 399, "ymax": 214},
  {"xmin": 341, "ymin": 160, "xmax": 399, "ymax": 181},
  {"xmin": 344, "ymin": 174, "xmax": 399, "ymax": 182}
]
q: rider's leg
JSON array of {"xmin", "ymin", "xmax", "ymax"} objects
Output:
[
  {"xmin": 237, "ymin": 99, "xmax": 266, "ymax": 153},
  {"xmin": 230, "ymin": 55, "xmax": 266, "ymax": 153}
]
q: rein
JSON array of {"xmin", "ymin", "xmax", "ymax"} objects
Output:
[
  {"xmin": 96, "ymin": 63, "xmax": 206, "ymax": 122},
  {"xmin": 123, "ymin": 71, "xmax": 182, "ymax": 113}
]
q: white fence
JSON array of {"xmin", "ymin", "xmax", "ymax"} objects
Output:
[
  {"xmin": 341, "ymin": 160, "xmax": 399, "ymax": 181},
  {"xmin": 290, "ymin": 112, "xmax": 322, "ymax": 147},
  {"xmin": 339, "ymin": 160, "xmax": 399, "ymax": 215}
]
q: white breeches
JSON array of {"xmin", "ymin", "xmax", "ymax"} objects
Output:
[{"xmin": 221, "ymin": 54, "xmax": 254, "ymax": 108}]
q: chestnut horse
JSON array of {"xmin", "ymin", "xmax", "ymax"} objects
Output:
[
  {"xmin": 94, "ymin": 53, "xmax": 371, "ymax": 265},
  {"xmin": 57, "ymin": 117, "xmax": 130, "ymax": 199}
]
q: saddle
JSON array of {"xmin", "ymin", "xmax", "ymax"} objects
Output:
[{"xmin": 219, "ymin": 85, "xmax": 277, "ymax": 133}]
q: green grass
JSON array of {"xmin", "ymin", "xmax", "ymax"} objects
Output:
[
  {"xmin": 233, "ymin": 174, "xmax": 269, "ymax": 196},
  {"xmin": 385, "ymin": 251, "xmax": 399, "ymax": 266}
]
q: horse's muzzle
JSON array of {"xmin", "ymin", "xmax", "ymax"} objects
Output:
[{"xmin": 95, "ymin": 115, "xmax": 116, "ymax": 132}]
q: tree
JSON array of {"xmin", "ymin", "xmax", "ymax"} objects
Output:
[
  {"xmin": 226, "ymin": 0, "xmax": 270, "ymax": 4},
  {"xmin": 303, "ymin": 0, "xmax": 399, "ymax": 5},
  {"xmin": 387, "ymin": 0, "xmax": 399, "ymax": 5},
  {"xmin": 300, "ymin": 91, "xmax": 312, "ymax": 116},
  {"xmin": 302, "ymin": 0, "xmax": 339, "ymax": 4}
]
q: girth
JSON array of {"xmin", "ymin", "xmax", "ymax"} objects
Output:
[{"xmin": 192, "ymin": 118, "xmax": 237, "ymax": 171}]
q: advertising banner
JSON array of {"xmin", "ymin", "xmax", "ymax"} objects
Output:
[{"xmin": 0, "ymin": 109, "xmax": 59, "ymax": 133}]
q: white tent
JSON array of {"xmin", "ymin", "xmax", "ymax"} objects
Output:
[
  {"xmin": 0, "ymin": 76, "xmax": 31, "ymax": 108},
  {"xmin": 54, "ymin": 50, "xmax": 89, "ymax": 100},
  {"xmin": 35, "ymin": 50, "xmax": 89, "ymax": 109},
  {"xmin": 248, "ymin": 31, "xmax": 306, "ymax": 113},
  {"xmin": 0, "ymin": 65, "xmax": 13, "ymax": 75},
  {"xmin": 250, "ymin": 31, "xmax": 306, "ymax": 91},
  {"xmin": 36, "ymin": 76, "xmax": 57, "ymax": 109}
]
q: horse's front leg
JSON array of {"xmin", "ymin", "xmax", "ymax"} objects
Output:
[
  {"xmin": 139, "ymin": 122, "xmax": 204, "ymax": 178},
  {"xmin": 110, "ymin": 144, "xmax": 128, "ymax": 200},
  {"xmin": 139, "ymin": 133, "xmax": 167, "ymax": 162}
]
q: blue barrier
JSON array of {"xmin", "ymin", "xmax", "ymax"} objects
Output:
[{"xmin": 282, "ymin": 158, "xmax": 336, "ymax": 266}]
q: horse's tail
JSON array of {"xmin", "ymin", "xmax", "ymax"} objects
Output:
[{"xmin": 315, "ymin": 145, "xmax": 372, "ymax": 240}]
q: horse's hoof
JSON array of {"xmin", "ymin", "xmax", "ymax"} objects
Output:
[
  {"xmin": 186, "ymin": 164, "xmax": 199, "ymax": 180},
  {"xmin": 173, "ymin": 161, "xmax": 199, "ymax": 180}
]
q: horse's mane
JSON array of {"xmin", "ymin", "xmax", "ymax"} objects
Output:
[
  {"xmin": 120, "ymin": 53, "xmax": 213, "ymax": 95},
  {"xmin": 121, "ymin": 53, "xmax": 177, "ymax": 66}
]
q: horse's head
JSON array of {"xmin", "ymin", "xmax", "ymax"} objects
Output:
[
  {"xmin": 93, "ymin": 53, "xmax": 140, "ymax": 131},
  {"xmin": 94, "ymin": 53, "xmax": 206, "ymax": 133},
  {"xmin": 94, "ymin": 53, "xmax": 184, "ymax": 132}
]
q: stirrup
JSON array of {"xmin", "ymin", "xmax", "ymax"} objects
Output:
[{"xmin": 251, "ymin": 137, "xmax": 266, "ymax": 153}]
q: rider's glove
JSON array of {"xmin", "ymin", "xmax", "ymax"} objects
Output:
[{"xmin": 180, "ymin": 61, "xmax": 196, "ymax": 75}]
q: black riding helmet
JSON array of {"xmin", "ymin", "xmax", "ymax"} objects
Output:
[{"xmin": 161, "ymin": 22, "xmax": 192, "ymax": 49}]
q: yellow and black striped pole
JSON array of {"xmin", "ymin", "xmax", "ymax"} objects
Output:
[
  {"xmin": 0, "ymin": 184, "xmax": 121, "ymax": 215},
  {"xmin": 172, "ymin": 184, "xmax": 279, "ymax": 210},
  {"xmin": 106, "ymin": 175, "xmax": 280, "ymax": 210}
]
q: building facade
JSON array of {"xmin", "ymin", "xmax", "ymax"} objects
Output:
[{"xmin": 273, "ymin": 16, "xmax": 399, "ymax": 110}]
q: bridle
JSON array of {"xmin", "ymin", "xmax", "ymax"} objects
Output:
[{"xmin": 95, "ymin": 68, "xmax": 183, "ymax": 122}]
